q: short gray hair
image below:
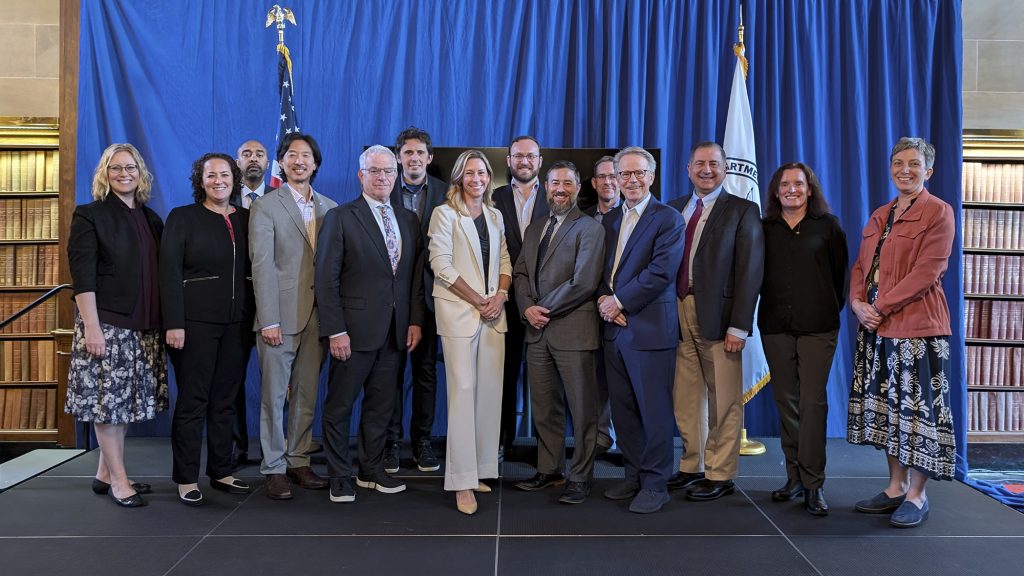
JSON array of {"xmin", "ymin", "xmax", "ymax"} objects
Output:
[
  {"xmin": 359, "ymin": 145, "xmax": 397, "ymax": 169},
  {"xmin": 613, "ymin": 146, "xmax": 656, "ymax": 173},
  {"xmin": 890, "ymin": 137, "xmax": 936, "ymax": 170}
]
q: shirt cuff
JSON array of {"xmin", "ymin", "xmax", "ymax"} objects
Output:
[
  {"xmin": 726, "ymin": 327, "xmax": 748, "ymax": 340},
  {"xmin": 330, "ymin": 331, "xmax": 348, "ymax": 339},
  {"xmin": 613, "ymin": 295, "xmax": 625, "ymax": 311},
  {"xmin": 261, "ymin": 323, "xmax": 281, "ymax": 331}
]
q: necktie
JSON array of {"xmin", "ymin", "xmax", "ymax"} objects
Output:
[
  {"xmin": 611, "ymin": 208, "xmax": 640, "ymax": 290},
  {"xmin": 379, "ymin": 205, "xmax": 399, "ymax": 274},
  {"xmin": 246, "ymin": 191, "xmax": 259, "ymax": 204},
  {"xmin": 535, "ymin": 215, "xmax": 558, "ymax": 277},
  {"xmin": 676, "ymin": 198, "xmax": 703, "ymax": 299}
]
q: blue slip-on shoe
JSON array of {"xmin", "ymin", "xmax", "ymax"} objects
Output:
[{"xmin": 889, "ymin": 499, "xmax": 929, "ymax": 528}]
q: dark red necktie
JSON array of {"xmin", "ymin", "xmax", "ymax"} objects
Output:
[{"xmin": 676, "ymin": 198, "xmax": 703, "ymax": 299}]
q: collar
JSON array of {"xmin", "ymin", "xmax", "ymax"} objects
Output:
[
  {"xmin": 286, "ymin": 182, "xmax": 314, "ymax": 203},
  {"xmin": 362, "ymin": 193, "xmax": 393, "ymax": 212},
  {"xmin": 243, "ymin": 182, "xmax": 266, "ymax": 197},
  {"xmin": 623, "ymin": 191, "xmax": 653, "ymax": 216},
  {"xmin": 692, "ymin": 185, "xmax": 724, "ymax": 207}
]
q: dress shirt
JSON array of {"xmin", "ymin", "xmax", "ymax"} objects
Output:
[
  {"xmin": 683, "ymin": 187, "xmax": 746, "ymax": 341},
  {"xmin": 286, "ymin": 183, "xmax": 317, "ymax": 250},
  {"xmin": 362, "ymin": 193, "xmax": 403, "ymax": 263},
  {"xmin": 242, "ymin": 182, "xmax": 266, "ymax": 209},
  {"xmin": 512, "ymin": 180, "xmax": 540, "ymax": 238},
  {"xmin": 611, "ymin": 192, "xmax": 653, "ymax": 304},
  {"xmin": 400, "ymin": 179, "xmax": 426, "ymax": 219},
  {"xmin": 593, "ymin": 197, "xmax": 622, "ymax": 223}
]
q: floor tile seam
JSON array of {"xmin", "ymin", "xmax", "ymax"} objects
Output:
[
  {"xmin": 738, "ymin": 485, "xmax": 826, "ymax": 576},
  {"xmin": 4, "ymin": 533, "xmax": 1023, "ymax": 540},
  {"xmin": 161, "ymin": 487, "xmax": 258, "ymax": 576}
]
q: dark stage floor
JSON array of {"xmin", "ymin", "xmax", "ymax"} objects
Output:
[{"xmin": 1, "ymin": 438, "xmax": 1021, "ymax": 576}]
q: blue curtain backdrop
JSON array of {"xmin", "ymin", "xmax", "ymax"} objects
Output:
[{"xmin": 76, "ymin": 0, "xmax": 966, "ymax": 478}]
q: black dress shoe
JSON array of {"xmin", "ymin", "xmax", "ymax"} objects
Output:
[
  {"xmin": 667, "ymin": 471, "xmax": 705, "ymax": 491},
  {"xmin": 771, "ymin": 479, "xmax": 805, "ymax": 502},
  {"xmin": 92, "ymin": 478, "xmax": 152, "ymax": 495},
  {"xmin": 514, "ymin": 472, "xmax": 565, "ymax": 491},
  {"xmin": 558, "ymin": 481, "xmax": 590, "ymax": 504},
  {"xmin": 210, "ymin": 477, "xmax": 251, "ymax": 494},
  {"xmin": 685, "ymin": 479, "xmax": 736, "ymax": 501},
  {"xmin": 109, "ymin": 489, "xmax": 146, "ymax": 508},
  {"xmin": 805, "ymin": 487, "xmax": 829, "ymax": 516}
]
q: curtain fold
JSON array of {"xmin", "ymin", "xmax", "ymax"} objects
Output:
[{"xmin": 77, "ymin": 0, "xmax": 965, "ymax": 478}]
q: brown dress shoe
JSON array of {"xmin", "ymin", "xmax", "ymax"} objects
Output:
[
  {"xmin": 265, "ymin": 474, "xmax": 293, "ymax": 500},
  {"xmin": 287, "ymin": 466, "xmax": 329, "ymax": 489}
]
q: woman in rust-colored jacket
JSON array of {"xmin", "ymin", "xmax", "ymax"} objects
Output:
[{"xmin": 847, "ymin": 137, "xmax": 955, "ymax": 529}]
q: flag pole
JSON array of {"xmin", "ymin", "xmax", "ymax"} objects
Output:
[
  {"xmin": 732, "ymin": 5, "xmax": 767, "ymax": 457},
  {"xmin": 265, "ymin": 4, "xmax": 299, "ymax": 190}
]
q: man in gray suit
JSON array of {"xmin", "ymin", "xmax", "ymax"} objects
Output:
[
  {"xmin": 511, "ymin": 160, "xmax": 605, "ymax": 504},
  {"xmin": 249, "ymin": 133, "xmax": 338, "ymax": 500}
]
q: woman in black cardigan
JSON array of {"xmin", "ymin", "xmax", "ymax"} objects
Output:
[
  {"xmin": 66, "ymin": 143, "xmax": 168, "ymax": 508},
  {"xmin": 160, "ymin": 152, "xmax": 255, "ymax": 505}
]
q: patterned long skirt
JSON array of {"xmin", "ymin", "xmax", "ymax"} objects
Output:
[
  {"xmin": 65, "ymin": 316, "xmax": 168, "ymax": 425},
  {"xmin": 847, "ymin": 328, "xmax": 956, "ymax": 480}
]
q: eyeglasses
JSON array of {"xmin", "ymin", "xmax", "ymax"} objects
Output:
[
  {"xmin": 108, "ymin": 164, "xmax": 139, "ymax": 174},
  {"xmin": 510, "ymin": 153, "xmax": 540, "ymax": 162},
  {"xmin": 618, "ymin": 169, "xmax": 651, "ymax": 181},
  {"xmin": 363, "ymin": 167, "xmax": 398, "ymax": 177},
  {"xmin": 594, "ymin": 173, "xmax": 616, "ymax": 181}
]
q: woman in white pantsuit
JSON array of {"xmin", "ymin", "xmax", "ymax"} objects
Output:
[{"xmin": 428, "ymin": 150, "xmax": 512, "ymax": 515}]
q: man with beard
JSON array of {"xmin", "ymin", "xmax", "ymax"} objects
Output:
[
  {"xmin": 511, "ymin": 161, "xmax": 604, "ymax": 504},
  {"xmin": 228, "ymin": 139, "xmax": 270, "ymax": 469},
  {"xmin": 249, "ymin": 133, "xmax": 337, "ymax": 499},
  {"xmin": 383, "ymin": 127, "xmax": 447, "ymax": 474},
  {"xmin": 583, "ymin": 155, "xmax": 623, "ymax": 456},
  {"xmin": 492, "ymin": 135, "xmax": 549, "ymax": 457}
]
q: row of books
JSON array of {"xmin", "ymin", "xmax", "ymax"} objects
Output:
[
  {"xmin": 968, "ymin": 391, "xmax": 1024, "ymax": 432},
  {"xmin": 0, "ymin": 388, "xmax": 56, "ymax": 430},
  {"xmin": 967, "ymin": 346, "xmax": 1024, "ymax": 388},
  {"xmin": 0, "ymin": 150, "xmax": 59, "ymax": 193},
  {"xmin": 963, "ymin": 209, "xmax": 1024, "ymax": 251},
  {"xmin": 964, "ymin": 254, "xmax": 1024, "ymax": 295},
  {"xmin": 0, "ymin": 296, "xmax": 56, "ymax": 334},
  {"xmin": 0, "ymin": 197, "xmax": 59, "ymax": 240},
  {"xmin": 0, "ymin": 244, "xmax": 59, "ymax": 287},
  {"xmin": 0, "ymin": 340, "xmax": 57, "ymax": 382},
  {"xmin": 964, "ymin": 300, "xmax": 1024, "ymax": 340}
]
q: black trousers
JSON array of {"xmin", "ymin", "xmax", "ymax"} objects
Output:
[
  {"xmin": 500, "ymin": 298, "xmax": 527, "ymax": 448},
  {"xmin": 231, "ymin": 330, "xmax": 257, "ymax": 456},
  {"xmin": 762, "ymin": 330, "xmax": 838, "ymax": 490},
  {"xmin": 323, "ymin": 323, "xmax": 402, "ymax": 478},
  {"xmin": 386, "ymin": 312, "xmax": 438, "ymax": 446},
  {"xmin": 169, "ymin": 319, "xmax": 248, "ymax": 484}
]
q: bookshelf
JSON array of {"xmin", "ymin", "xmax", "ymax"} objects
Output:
[
  {"xmin": 0, "ymin": 119, "xmax": 73, "ymax": 443},
  {"xmin": 963, "ymin": 129, "xmax": 1024, "ymax": 443}
]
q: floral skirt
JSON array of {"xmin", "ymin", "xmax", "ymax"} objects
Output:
[
  {"xmin": 65, "ymin": 316, "xmax": 168, "ymax": 424},
  {"xmin": 847, "ymin": 329, "xmax": 956, "ymax": 480}
]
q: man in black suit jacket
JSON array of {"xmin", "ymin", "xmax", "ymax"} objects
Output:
[
  {"xmin": 668, "ymin": 142, "xmax": 764, "ymax": 502},
  {"xmin": 492, "ymin": 135, "xmax": 549, "ymax": 455},
  {"xmin": 384, "ymin": 127, "xmax": 448, "ymax": 474},
  {"xmin": 314, "ymin": 145, "xmax": 425, "ymax": 503}
]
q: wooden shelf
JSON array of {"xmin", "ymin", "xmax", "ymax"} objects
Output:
[
  {"xmin": 0, "ymin": 381, "xmax": 57, "ymax": 388},
  {"xmin": 0, "ymin": 191, "xmax": 59, "ymax": 198},
  {"xmin": 0, "ymin": 333, "xmax": 58, "ymax": 340},
  {"xmin": 967, "ymin": 432, "xmax": 1024, "ymax": 443},
  {"xmin": 0, "ymin": 285, "xmax": 59, "ymax": 292},
  {"xmin": 0, "ymin": 239, "xmax": 58, "ymax": 245},
  {"xmin": 963, "ymin": 201, "xmax": 1024, "ymax": 210},
  {"xmin": 965, "ymin": 338, "xmax": 1024, "ymax": 346},
  {"xmin": 963, "ymin": 247, "xmax": 1024, "ymax": 255},
  {"xmin": 968, "ymin": 385, "xmax": 1024, "ymax": 391},
  {"xmin": 964, "ymin": 293, "xmax": 1024, "ymax": 300}
]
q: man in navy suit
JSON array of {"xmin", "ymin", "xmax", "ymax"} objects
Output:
[
  {"xmin": 493, "ymin": 135, "xmax": 549, "ymax": 457},
  {"xmin": 383, "ymin": 127, "xmax": 448, "ymax": 474},
  {"xmin": 668, "ymin": 142, "xmax": 764, "ymax": 502},
  {"xmin": 314, "ymin": 145, "xmax": 425, "ymax": 503},
  {"xmin": 597, "ymin": 146, "xmax": 685, "ymax": 514}
]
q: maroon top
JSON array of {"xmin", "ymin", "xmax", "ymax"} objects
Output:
[{"xmin": 97, "ymin": 196, "xmax": 161, "ymax": 330}]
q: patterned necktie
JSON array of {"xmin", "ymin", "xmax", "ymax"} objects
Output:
[
  {"xmin": 535, "ymin": 215, "xmax": 558, "ymax": 277},
  {"xmin": 246, "ymin": 191, "xmax": 258, "ymax": 203},
  {"xmin": 676, "ymin": 198, "xmax": 703, "ymax": 299},
  {"xmin": 379, "ymin": 205, "xmax": 399, "ymax": 274}
]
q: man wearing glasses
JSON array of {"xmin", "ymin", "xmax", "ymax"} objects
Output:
[
  {"xmin": 492, "ymin": 135, "xmax": 549, "ymax": 460},
  {"xmin": 315, "ymin": 145, "xmax": 425, "ymax": 503}
]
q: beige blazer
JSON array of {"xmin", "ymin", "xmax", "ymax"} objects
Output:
[{"xmin": 428, "ymin": 203, "xmax": 512, "ymax": 338}]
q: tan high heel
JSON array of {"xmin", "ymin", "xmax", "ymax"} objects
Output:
[
  {"xmin": 474, "ymin": 482, "xmax": 492, "ymax": 493},
  {"xmin": 456, "ymin": 489, "xmax": 478, "ymax": 515}
]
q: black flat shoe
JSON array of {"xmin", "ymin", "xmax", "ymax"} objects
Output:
[
  {"xmin": 92, "ymin": 478, "xmax": 152, "ymax": 495},
  {"xmin": 109, "ymin": 489, "xmax": 146, "ymax": 508},
  {"xmin": 210, "ymin": 478, "xmax": 251, "ymax": 494},
  {"xmin": 178, "ymin": 488, "xmax": 204, "ymax": 507},
  {"xmin": 805, "ymin": 487, "xmax": 830, "ymax": 516}
]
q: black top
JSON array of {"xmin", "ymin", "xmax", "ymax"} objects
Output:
[
  {"xmin": 758, "ymin": 212, "xmax": 849, "ymax": 334},
  {"xmin": 159, "ymin": 203, "xmax": 254, "ymax": 328},
  {"xmin": 474, "ymin": 213, "xmax": 490, "ymax": 292}
]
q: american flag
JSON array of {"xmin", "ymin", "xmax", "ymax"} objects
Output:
[{"xmin": 269, "ymin": 44, "xmax": 299, "ymax": 188}]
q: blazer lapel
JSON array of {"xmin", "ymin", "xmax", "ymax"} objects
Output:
[
  {"xmin": 457, "ymin": 213, "xmax": 486, "ymax": 288},
  {"xmin": 539, "ymin": 207, "xmax": 580, "ymax": 273},
  {"xmin": 354, "ymin": 198, "xmax": 392, "ymax": 270},
  {"xmin": 278, "ymin": 188, "xmax": 312, "ymax": 249},
  {"xmin": 619, "ymin": 200, "xmax": 658, "ymax": 265},
  {"xmin": 695, "ymin": 192, "xmax": 729, "ymax": 255}
]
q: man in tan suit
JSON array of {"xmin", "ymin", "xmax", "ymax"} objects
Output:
[
  {"xmin": 512, "ymin": 160, "xmax": 605, "ymax": 504},
  {"xmin": 250, "ymin": 133, "xmax": 337, "ymax": 500}
]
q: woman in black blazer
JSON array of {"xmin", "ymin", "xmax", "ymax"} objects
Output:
[
  {"xmin": 66, "ymin": 143, "xmax": 168, "ymax": 508},
  {"xmin": 160, "ymin": 152, "xmax": 255, "ymax": 506}
]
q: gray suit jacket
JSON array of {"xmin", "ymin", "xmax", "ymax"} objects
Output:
[
  {"xmin": 249, "ymin": 185, "xmax": 338, "ymax": 335},
  {"xmin": 512, "ymin": 204, "xmax": 605, "ymax": 350}
]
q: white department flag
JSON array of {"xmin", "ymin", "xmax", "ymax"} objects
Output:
[{"xmin": 722, "ymin": 23, "xmax": 770, "ymax": 404}]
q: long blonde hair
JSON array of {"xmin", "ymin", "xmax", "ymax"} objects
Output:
[
  {"xmin": 446, "ymin": 149, "xmax": 495, "ymax": 216},
  {"xmin": 91, "ymin": 143, "xmax": 154, "ymax": 203}
]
